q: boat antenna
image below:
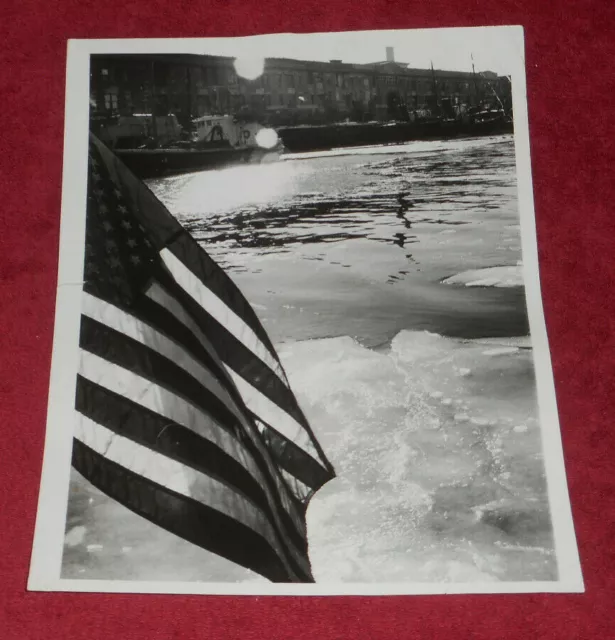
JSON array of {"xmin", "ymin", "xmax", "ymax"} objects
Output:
[
  {"xmin": 430, "ymin": 60, "xmax": 439, "ymax": 112},
  {"xmin": 478, "ymin": 71, "xmax": 506, "ymax": 113},
  {"xmin": 149, "ymin": 59, "xmax": 159, "ymax": 141},
  {"xmin": 471, "ymin": 53, "xmax": 480, "ymax": 107}
]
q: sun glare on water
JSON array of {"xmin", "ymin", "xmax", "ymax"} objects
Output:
[{"xmin": 234, "ymin": 57, "xmax": 265, "ymax": 81}]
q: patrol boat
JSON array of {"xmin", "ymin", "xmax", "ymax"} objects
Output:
[{"xmin": 108, "ymin": 113, "xmax": 283, "ymax": 180}]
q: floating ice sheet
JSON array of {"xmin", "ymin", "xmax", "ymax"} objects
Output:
[{"xmin": 442, "ymin": 266, "xmax": 525, "ymax": 288}]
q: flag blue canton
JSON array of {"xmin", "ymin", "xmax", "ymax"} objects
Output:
[{"xmin": 85, "ymin": 148, "xmax": 158, "ymax": 306}]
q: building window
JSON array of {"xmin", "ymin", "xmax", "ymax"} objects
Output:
[{"xmin": 104, "ymin": 93, "xmax": 118, "ymax": 111}]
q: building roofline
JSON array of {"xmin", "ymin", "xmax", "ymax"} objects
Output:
[{"xmin": 91, "ymin": 52, "xmax": 502, "ymax": 78}]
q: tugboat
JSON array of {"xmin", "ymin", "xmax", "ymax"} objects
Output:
[{"xmin": 100, "ymin": 113, "xmax": 284, "ymax": 180}]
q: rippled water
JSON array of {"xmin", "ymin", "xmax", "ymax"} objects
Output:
[
  {"xmin": 63, "ymin": 135, "xmax": 557, "ymax": 586},
  {"xmin": 149, "ymin": 135, "xmax": 528, "ymax": 346}
]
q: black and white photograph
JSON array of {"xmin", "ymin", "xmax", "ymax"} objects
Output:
[{"xmin": 28, "ymin": 27, "xmax": 583, "ymax": 594}]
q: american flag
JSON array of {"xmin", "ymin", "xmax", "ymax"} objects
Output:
[{"xmin": 73, "ymin": 134, "xmax": 335, "ymax": 583}]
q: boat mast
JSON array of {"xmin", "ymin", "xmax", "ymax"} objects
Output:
[
  {"xmin": 471, "ymin": 54, "xmax": 481, "ymax": 108},
  {"xmin": 484, "ymin": 75, "xmax": 506, "ymax": 112},
  {"xmin": 430, "ymin": 61, "xmax": 439, "ymax": 114},
  {"xmin": 186, "ymin": 63, "xmax": 193, "ymax": 130},
  {"xmin": 149, "ymin": 59, "xmax": 159, "ymax": 141},
  {"xmin": 471, "ymin": 54, "xmax": 506, "ymax": 113}
]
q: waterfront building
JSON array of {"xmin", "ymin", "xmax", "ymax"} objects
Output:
[{"xmin": 89, "ymin": 50, "xmax": 510, "ymax": 129}]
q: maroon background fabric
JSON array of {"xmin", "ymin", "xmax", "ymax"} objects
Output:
[{"xmin": 1, "ymin": 1, "xmax": 613, "ymax": 637}]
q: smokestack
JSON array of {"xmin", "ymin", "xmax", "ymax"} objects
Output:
[{"xmin": 386, "ymin": 47, "xmax": 395, "ymax": 63}]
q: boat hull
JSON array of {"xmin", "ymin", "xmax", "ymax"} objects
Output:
[
  {"xmin": 277, "ymin": 118, "xmax": 514, "ymax": 153},
  {"xmin": 115, "ymin": 145, "xmax": 281, "ymax": 180}
]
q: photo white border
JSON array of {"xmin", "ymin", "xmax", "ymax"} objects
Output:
[{"xmin": 28, "ymin": 26, "xmax": 584, "ymax": 596}]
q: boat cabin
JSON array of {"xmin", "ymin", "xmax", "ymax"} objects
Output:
[{"xmin": 192, "ymin": 115, "xmax": 265, "ymax": 149}]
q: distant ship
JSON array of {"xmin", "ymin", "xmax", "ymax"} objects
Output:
[
  {"xmin": 95, "ymin": 113, "xmax": 284, "ymax": 180},
  {"xmin": 92, "ymin": 104, "xmax": 512, "ymax": 180},
  {"xmin": 276, "ymin": 61, "xmax": 513, "ymax": 154},
  {"xmin": 276, "ymin": 108, "xmax": 513, "ymax": 154}
]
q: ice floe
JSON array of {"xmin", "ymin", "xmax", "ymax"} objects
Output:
[{"xmin": 442, "ymin": 265, "xmax": 524, "ymax": 288}]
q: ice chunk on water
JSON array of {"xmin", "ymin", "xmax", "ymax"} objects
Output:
[
  {"xmin": 483, "ymin": 347, "xmax": 520, "ymax": 356},
  {"xmin": 470, "ymin": 337, "xmax": 532, "ymax": 349},
  {"xmin": 280, "ymin": 329, "xmax": 555, "ymax": 583},
  {"xmin": 64, "ymin": 526, "xmax": 86, "ymax": 548},
  {"xmin": 442, "ymin": 265, "xmax": 524, "ymax": 288},
  {"xmin": 473, "ymin": 498, "xmax": 552, "ymax": 543}
]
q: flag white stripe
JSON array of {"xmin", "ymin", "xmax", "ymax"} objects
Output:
[
  {"xmin": 160, "ymin": 248, "xmax": 288, "ymax": 385},
  {"xmin": 228, "ymin": 368, "xmax": 326, "ymax": 467},
  {"xmin": 145, "ymin": 281, "xmax": 236, "ymax": 389},
  {"xmin": 82, "ymin": 291, "xmax": 246, "ymax": 427},
  {"xmin": 144, "ymin": 282, "xmax": 328, "ymax": 483},
  {"xmin": 78, "ymin": 350, "xmax": 308, "ymax": 541},
  {"xmin": 74, "ymin": 413, "xmax": 300, "ymax": 581}
]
